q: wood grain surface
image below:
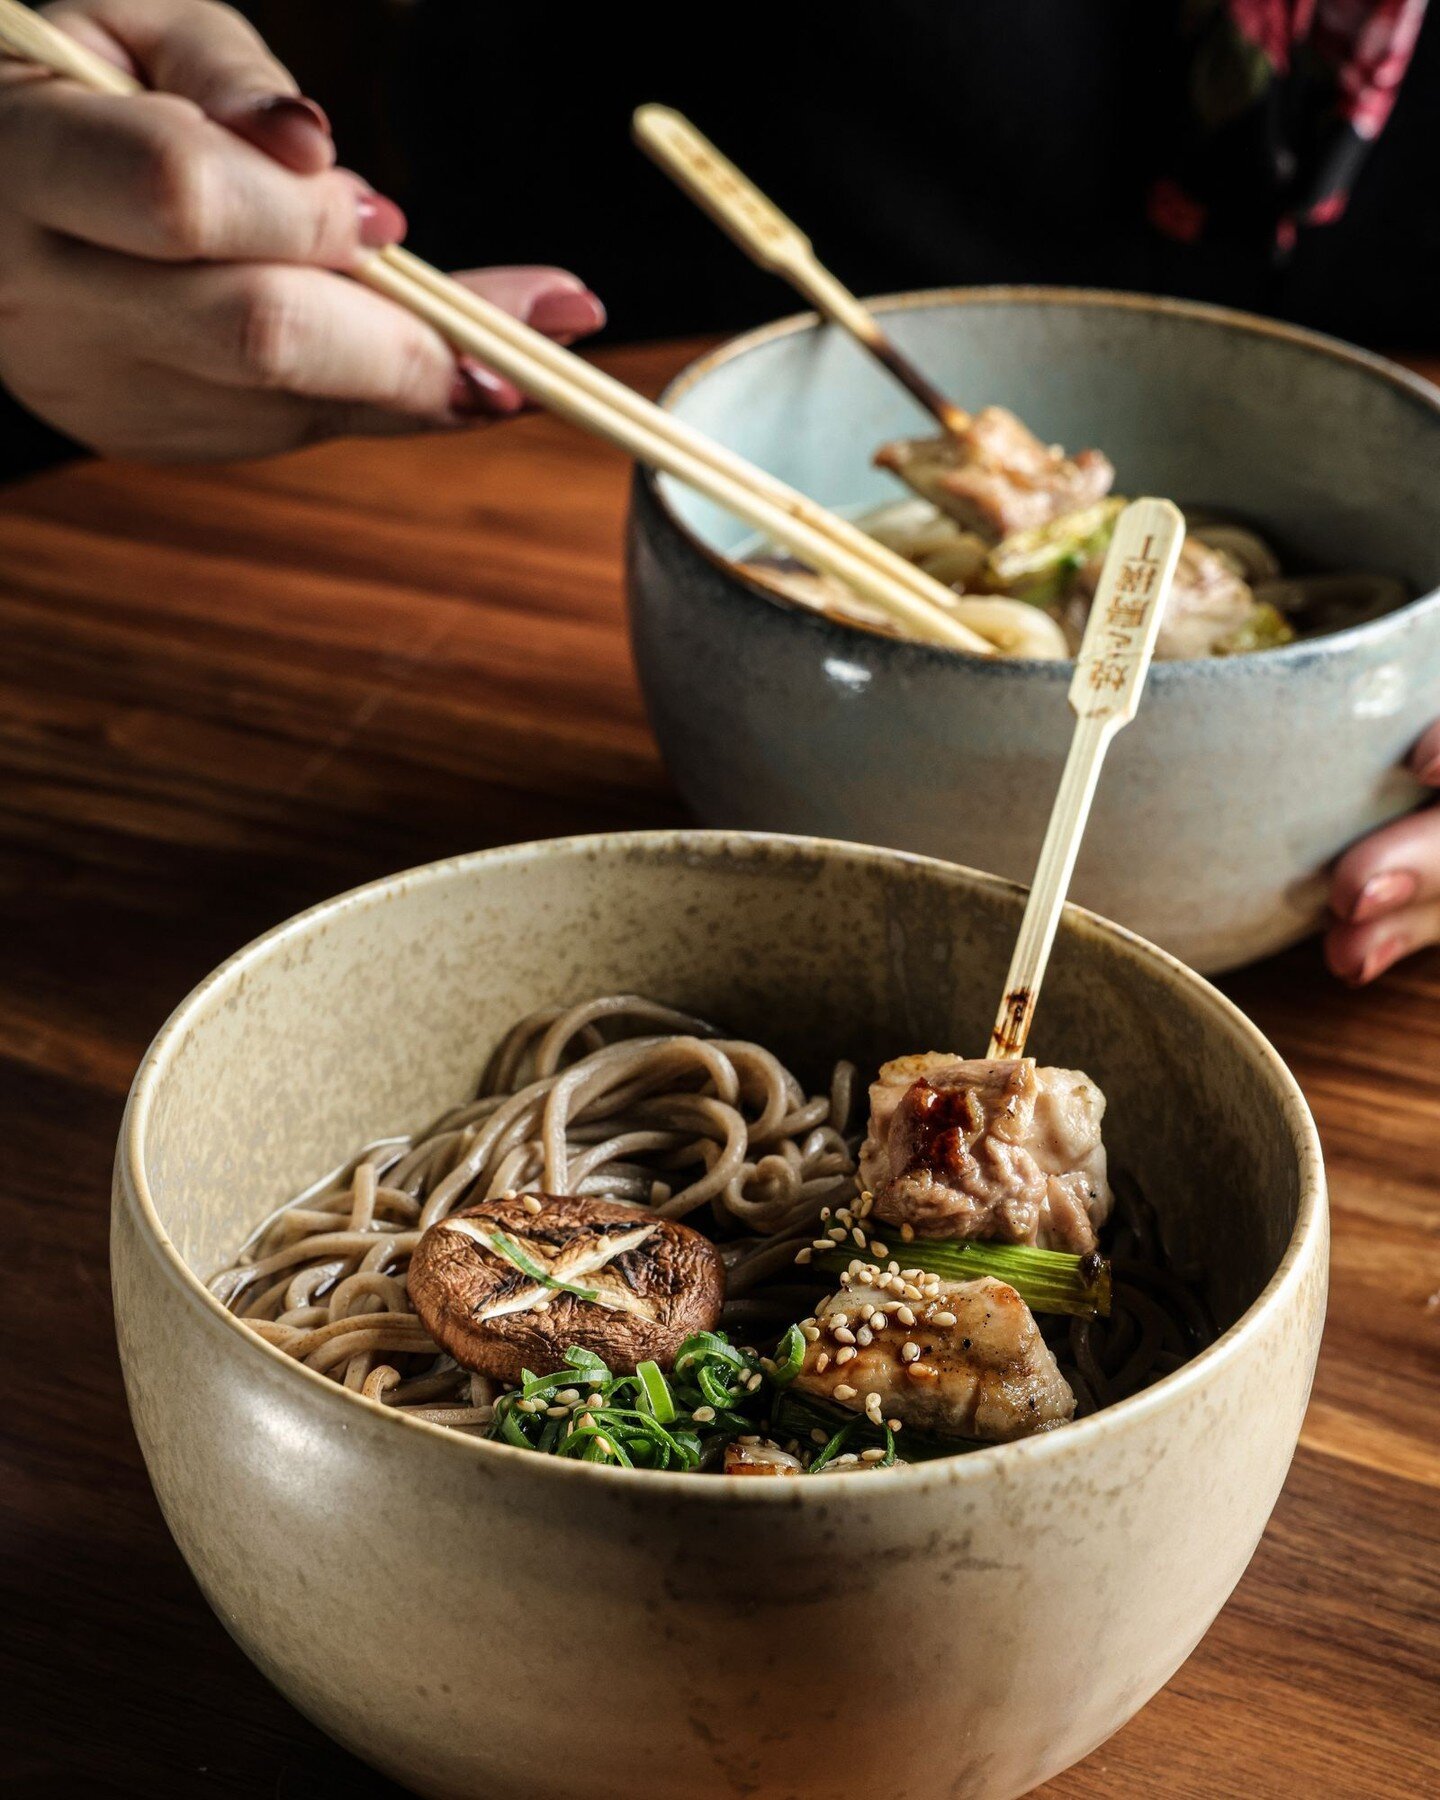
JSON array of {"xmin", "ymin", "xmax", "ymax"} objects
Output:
[{"xmin": 1, "ymin": 339, "xmax": 1437, "ymax": 1798}]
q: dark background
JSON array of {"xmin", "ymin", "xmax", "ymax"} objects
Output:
[{"xmin": 3, "ymin": 0, "xmax": 1439, "ymax": 479}]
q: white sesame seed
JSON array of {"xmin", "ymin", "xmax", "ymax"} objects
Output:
[
  {"xmin": 517, "ymin": 1398, "xmax": 539, "ymax": 1414},
  {"xmin": 887, "ymin": 1419, "xmax": 903, "ymax": 1432},
  {"xmin": 545, "ymin": 1404, "xmax": 570, "ymax": 1417},
  {"xmin": 886, "ymin": 1261, "xmax": 901, "ymax": 1275},
  {"xmin": 819, "ymin": 1207, "xmax": 832, "ymax": 1222},
  {"xmin": 903, "ymin": 1283, "xmax": 923, "ymax": 1301},
  {"xmin": 856, "ymin": 1326, "xmax": 873, "ymax": 1346},
  {"xmin": 827, "ymin": 1226, "xmax": 847, "ymax": 1243},
  {"xmin": 830, "ymin": 1312, "xmax": 849, "ymax": 1330},
  {"xmin": 861, "ymin": 1447, "xmax": 886, "ymax": 1464},
  {"xmin": 835, "ymin": 1346, "xmax": 857, "ymax": 1365},
  {"xmin": 902, "ymin": 1268, "xmax": 922, "ymax": 1281},
  {"xmin": 933, "ymin": 1311, "xmax": 957, "ymax": 1327},
  {"xmin": 795, "ymin": 1247, "xmax": 814, "ymax": 1265},
  {"xmin": 899, "ymin": 1222, "xmax": 915, "ymax": 1241},
  {"xmin": 801, "ymin": 1324, "xmax": 820, "ymax": 1342},
  {"xmin": 833, "ymin": 1326, "xmax": 856, "ymax": 1345},
  {"xmin": 870, "ymin": 1241, "xmax": 889, "ymax": 1258},
  {"xmin": 521, "ymin": 1195, "xmax": 543, "ymax": 1215},
  {"xmin": 534, "ymin": 1297, "xmax": 551, "ymax": 1311},
  {"xmin": 739, "ymin": 1434, "xmax": 762, "ymax": 1446},
  {"xmin": 857, "ymin": 1194, "xmax": 873, "ymax": 1217},
  {"xmin": 837, "ymin": 1208, "xmax": 854, "ymax": 1227},
  {"xmin": 745, "ymin": 1372, "xmax": 763, "ymax": 1391},
  {"xmin": 556, "ymin": 1389, "xmax": 580, "ymax": 1404},
  {"xmin": 811, "ymin": 1428, "xmax": 829, "ymax": 1445},
  {"xmin": 816, "ymin": 1353, "xmax": 831, "ymax": 1373},
  {"xmin": 578, "ymin": 1413, "xmax": 596, "ymax": 1431},
  {"xmin": 759, "ymin": 1357, "xmax": 776, "ymax": 1375},
  {"xmin": 812, "ymin": 1238, "xmax": 832, "ymax": 1252},
  {"xmin": 836, "ymin": 1453, "xmax": 859, "ymax": 1466},
  {"xmin": 864, "ymin": 1392, "xmax": 884, "ymax": 1425},
  {"xmin": 902, "ymin": 1342, "xmax": 920, "ymax": 1362},
  {"xmin": 896, "ymin": 1304, "xmax": 916, "ymax": 1327},
  {"xmin": 851, "ymin": 1227, "xmax": 867, "ymax": 1246},
  {"xmin": 859, "ymin": 1304, "xmax": 875, "ymax": 1320},
  {"xmin": 692, "ymin": 1404, "xmax": 716, "ymax": 1423},
  {"xmin": 870, "ymin": 1313, "xmax": 887, "ymax": 1331},
  {"xmin": 833, "ymin": 1383, "xmax": 858, "ymax": 1400}
]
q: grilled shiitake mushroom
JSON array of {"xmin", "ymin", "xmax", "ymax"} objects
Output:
[{"xmin": 408, "ymin": 1193, "xmax": 725, "ymax": 1383}]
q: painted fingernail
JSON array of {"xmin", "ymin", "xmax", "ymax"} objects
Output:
[
  {"xmin": 449, "ymin": 358, "xmax": 523, "ymax": 418},
  {"xmin": 1411, "ymin": 752, "xmax": 1440, "ymax": 787},
  {"xmin": 1351, "ymin": 868, "xmax": 1418, "ymax": 922},
  {"xmin": 527, "ymin": 288, "xmax": 606, "ymax": 337},
  {"xmin": 357, "ymin": 191, "xmax": 407, "ymax": 248},
  {"xmin": 1351, "ymin": 936, "xmax": 1405, "ymax": 986},
  {"xmin": 240, "ymin": 95, "xmax": 334, "ymax": 170}
]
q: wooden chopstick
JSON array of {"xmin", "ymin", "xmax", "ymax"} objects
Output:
[
  {"xmin": 356, "ymin": 254, "xmax": 991, "ymax": 650},
  {"xmin": 379, "ymin": 247, "xmax": 993, "ymax": 648},
  {"xmin": 0, "ymin": 0, "xmax": 992, "ymax": 655},
  {"xmin": 634, "ymin": 105, "xmax": 972, "ymax": 438},
  {"xmin": 987, "ymin": 498, "xmax": 1185, "ymax": 1059}
]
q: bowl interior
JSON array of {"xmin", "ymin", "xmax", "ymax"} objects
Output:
[
  {"xmin": 657, "ymin": 289, "xmax": 1440, "ymax": 596},
  {"xmin": 135, "ymin": 834, "xmax": 1315, "ymax": 1365}
]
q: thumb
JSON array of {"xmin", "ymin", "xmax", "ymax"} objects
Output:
[{"xmin": 46, "ymin": 0, "xmax": 335, "ymax": 171}]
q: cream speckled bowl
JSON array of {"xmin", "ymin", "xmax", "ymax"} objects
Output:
[{"xmin": 113, "ymin": 831, "xmax": 1327, "ymax": 1799}]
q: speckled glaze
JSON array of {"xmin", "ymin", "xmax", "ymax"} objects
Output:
[
  {"xmin": 627, "ymin": 289, "xmax": 1440, "ymax": 972},
  {"xmin": 113, "ymin": 831, "xmax": 1327, "ymax": 1800}
]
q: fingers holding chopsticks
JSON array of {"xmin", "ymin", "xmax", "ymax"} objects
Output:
[{"xmin": 0, "ymin": 0, "xmax": 605, "ymax": 455}]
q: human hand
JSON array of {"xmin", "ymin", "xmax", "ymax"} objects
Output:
[
  {"xmin": 1325, "ymin": 722, "xmax": 1440, "ymax": 984},
  {"xmin": 0, "ymin": 0, "xmax": 603, "ymax": 459}
]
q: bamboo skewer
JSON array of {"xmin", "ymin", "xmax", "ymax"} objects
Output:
[
  {"xmin": 0, "ymin": 2, "xmax": 992, "ymax": 655},
  {"xmin": 987, "ymin": 497, "xmax": 1185, "ymax": 1060},
  {"xmin": 634, "ymin": 104, "xmax": 972, "ymax": 438}
]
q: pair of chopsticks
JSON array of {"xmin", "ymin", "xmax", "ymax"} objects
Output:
[{"xmin": 0, "ymin": 0, "xmax": 992, "ymax": 656}]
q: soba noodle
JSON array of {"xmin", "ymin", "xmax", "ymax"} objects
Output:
[{"xmin": 210, "ymin": 995, "xmax": 1212, "ymax": 1454}]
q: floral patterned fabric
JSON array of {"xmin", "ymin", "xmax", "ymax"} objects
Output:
[{"xmin": 1149, "ymin": 0, "xmax": 1428, "ymax": 254}]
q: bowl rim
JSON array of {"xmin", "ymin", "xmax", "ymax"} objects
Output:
[
  {"xmin": 118, "ymin": 827, "xmax": 1327, "ymax": 1498},
  {"xmin": 638, "ymin": 282, "xmax": 1440, "ymax": 674}
]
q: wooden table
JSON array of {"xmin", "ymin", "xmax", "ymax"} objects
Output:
[{"xmin": 2, "ymin": 339, "xmax": 1437, "ymax": 1798}]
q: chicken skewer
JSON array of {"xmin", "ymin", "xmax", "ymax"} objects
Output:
[
  {"xmin": 634, "ymin": 104, "xmax": 1117, "ymax": 544},
  {"xmin": 633, "ymin": 104, "xmax": 972, "ymax": 438},
  {"xmin": 788, "ymin": 501, "xmax": 1184, "ymax": 1450}
]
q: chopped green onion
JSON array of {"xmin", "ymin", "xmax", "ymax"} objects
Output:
[
  {"xmin": 769, "ymin": 1323, "xmax": 806, "ymax": 1386},
  {"xmin": 807, "ymin": 1415, "xmax": 861, "ymax": 1473},
  {"xmin": 482, "ymin": 1228, "xmax": 599, "ymax": 1303},
  {"xmin": 816, "ymin": 1239, "xmax": 1111, "ymax": 1319},
  {"xmin": 636, "ymin": 1359, "xmax": 676, "ymax": 1423}
]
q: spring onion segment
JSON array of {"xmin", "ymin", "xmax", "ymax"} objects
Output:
[
  {"xmin": 486, "ymin": 1328, "xmax": 920, "ymax": 1472},
  {"xmin": 815, "ymin": 1240, "xmax": 1111, "ymax": 1319}
]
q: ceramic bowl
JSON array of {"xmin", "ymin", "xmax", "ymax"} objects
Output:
[
  {"xmin": 627, "ymin": 288, "xmax": 1440, "ymax": 972},
  {"xmin": 114, "ymin": 830, "xmax": 1326, "ymax": 1800}
]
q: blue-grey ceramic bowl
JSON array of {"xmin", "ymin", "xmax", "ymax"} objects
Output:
[{"xmin": 627, "ymin": 288, "xmax": 1440, "ymax": 972}]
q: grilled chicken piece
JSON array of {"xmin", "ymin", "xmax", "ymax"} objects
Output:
[
  {"xmin": 875, "ymin": 407, "xmax": 1115, "ymax": 542},
  {"xmin": 859, "ymin": 1054, "xmax": 1111, "ymax": 1254},
  {"xmin": 793, "ymin": 1277, "xmax": 1075, "ymax": 1442},
  {"xmin": 723, "ymin": 1439, "xmax": 803, "ymax": 1476}
]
